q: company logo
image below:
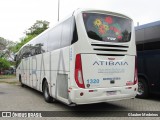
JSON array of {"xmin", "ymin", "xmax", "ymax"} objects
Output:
[
  {"xmin": 107, "ymin": 37, "xmax": 116, "ymax": 41},
  {"xmin": 93, "ymin": 61, "xmax": 128, "ymax": 66}
]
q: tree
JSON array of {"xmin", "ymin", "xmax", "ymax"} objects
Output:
[
  {"xmin": 0, "ymin": 37, "xmax": 7, "ymax": 50},
  {"xmin": 13, "ymin": 20, "xmax": 50, "ymax": 53},
  {"xmin": 0, "ymin": 58, "xmax": 11, "ymax": 74},
  {"xmin": 25, "ymin": 20, "xmax": 49, "ymax": 36},
  {"xmin": 12, "ymin": 35, "xmax": 37, "ymax": 53},
  {"xmin": 0, "ymin": 37, "xmax": 15, "ymax": 60}
]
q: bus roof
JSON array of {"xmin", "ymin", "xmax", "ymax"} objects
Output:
[
  {"xmin": 74, "ymin": 8, "xmax": 132, "ymax": 20},
  {"xmin": 135, "ymin": 21, "xmax": 160, "ymax": 30},
  {"xmin": 18, "ymin": 8, "xmax": 132, "ymax": 53},
  {"xmin": 135, "ymin": 21, "xmax": 160, "ymax": 43}
]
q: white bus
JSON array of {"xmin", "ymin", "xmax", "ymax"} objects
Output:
[{"xmin": 15, "ymin": 9, "xmax": 138, "ymax": 105}]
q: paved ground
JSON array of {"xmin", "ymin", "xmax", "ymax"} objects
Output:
[{"xmin": 0, "ymin": 78, "xmax": 160, "ymax": 120}]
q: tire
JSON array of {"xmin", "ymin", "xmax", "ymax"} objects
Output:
[
  {"xmin": 19, "ymin": 75, "xmax": 24, "ymax": 87},
  {"xmin": 136, "ymin": 78, "xmax": 149, "ymax": 98},
  {"xmin": 43, "ymin": 80, "xmax": 54, "ymax": 103}
]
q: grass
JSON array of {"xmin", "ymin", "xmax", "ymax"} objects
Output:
[
  {"xmin": 0, "ymin": 75, "xmax": 16, "ymax": 79},
  {"xmin": 0, "ymin": 75, "xmax": 18, "ymax": 84},
  {"xmin": 0, "ymin": 81, "xmax": 18, "ymax": 84}
]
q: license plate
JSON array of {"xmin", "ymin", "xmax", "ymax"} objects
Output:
[{"xmin": 107, "ymin": 91, "xmax": 116, "ymax": 95}]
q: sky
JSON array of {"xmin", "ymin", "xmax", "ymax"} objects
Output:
[{"xmin": 0, "ymin": 0, "xmax": 160, "ymax": 42}]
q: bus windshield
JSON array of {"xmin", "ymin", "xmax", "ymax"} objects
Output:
[{"xmin": 83, "ymin": 13, "xmax": 132, "ymax": 42}]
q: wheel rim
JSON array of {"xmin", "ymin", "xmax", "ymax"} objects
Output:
[
  {"xmin": 44, "ymin": 83, "xmax": 49, "ymax": 99},
  {"xmin": 137, "ymin": 81, "xmax": 144, "ymax": 95}
]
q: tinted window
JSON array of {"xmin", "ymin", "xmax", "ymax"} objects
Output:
[
  {"xmin": 22, "ymin": 45, "xmax": 32, "ymax": 58},
  {"xmin": 61, "ymin": 17, "xmax": 74, "ymax": 47},
  {"xmin": 71, "ymin": 23, "xmax": 78, "ymax": 44},
  {"xmin": 17, "ymin": 16, "xmax": 77, "ymax": 60},
  {"xmin": 28, "ymin": 37, "xmax": 47, "ymax": 56},
  {"xmin": 83, "ymin": 13, "xmax": 132, "ymax": 42},
  {"xmin": 17, "ymin": 45, "xmax": 31, "ymax": 59},
  {"xmin": 48, "ymin": 24, "xmax": 62, "ymax": 51},
  {"xmin": 29, "ymin": 42, "xmax": 43, "ymax": 56},
  {"xmin": 15, "ymin": 51, "xmax": 21, "ymax": 68},
  {"xmin": 47, "ymin": 17, "xmax": 77, "ymax": 50}
]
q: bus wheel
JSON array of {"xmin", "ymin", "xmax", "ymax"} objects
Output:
[
  {"xmin": 136, "ymin": 78, "xmax": 149, "ymax": 98},
  {"xmin": 43, "ymin": 80, "xmax": 53, "ymax": 103}
]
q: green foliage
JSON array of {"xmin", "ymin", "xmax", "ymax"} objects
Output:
[
  {"xmin": 25, "ymin": 20, "xmax": 49, "ymax": 36},
  {"xmin": 12, "ymin": 34, "xmax": 37, "ymax": 53},
  {"xmin": 0, "ymin": 58, "xmax": 11, "ymax": 70},
  {"xmin": 13, "ymin": 20, "xmax": 49, "ymax": 53}
]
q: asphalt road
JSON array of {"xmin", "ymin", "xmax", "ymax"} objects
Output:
[{"xmin": 0, "ymin": 78, "xmax": 160, "ymax": 120}]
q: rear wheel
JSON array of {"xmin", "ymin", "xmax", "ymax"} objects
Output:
[
  {"xmin": 136, "ymin": 78, "xmax": 149, "ymax": 98},
  {"xmin": 43, "ymin": 80, "xmax": 54, "ymax": 103}
]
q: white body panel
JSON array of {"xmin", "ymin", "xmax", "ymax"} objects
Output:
[{"xmin": 81, "ymin": 54, "xmax": 134, "ymax": 88}]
